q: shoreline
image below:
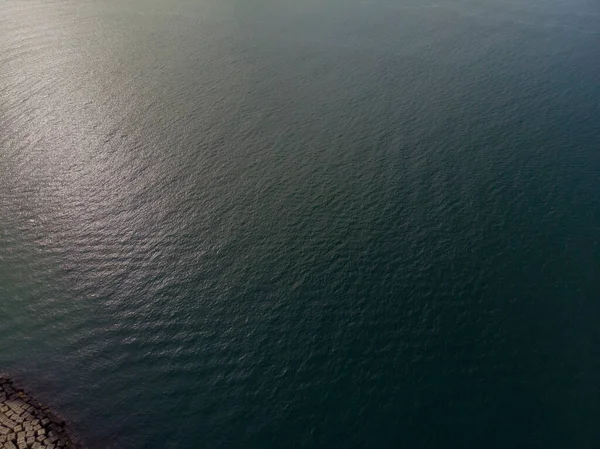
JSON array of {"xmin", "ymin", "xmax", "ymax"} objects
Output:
[{"xmin": 0, "ymin": 375, "xmax": 81, "ymax": 449}]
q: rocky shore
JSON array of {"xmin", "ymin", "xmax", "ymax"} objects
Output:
[{"xmin": 0, "ymin": 376, "xmax": 79, "ymax": 449}]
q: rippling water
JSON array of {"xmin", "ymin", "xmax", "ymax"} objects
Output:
[{"xmin": 1, "ymin": 0, "xmax": 599, "ymax": 448}]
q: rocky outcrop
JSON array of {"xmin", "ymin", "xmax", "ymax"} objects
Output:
[{"xmin": 0, "ymin": 376, "xmax": 80, "ymax": 449}]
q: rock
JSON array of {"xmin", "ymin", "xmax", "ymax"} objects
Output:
[
  {"xmin": 0, "ymin": 415, "xmax": 16, "ymax": 429},
  {"xmin": 0, "ymin": 377, "xmax": 81, "ymax": 449}
]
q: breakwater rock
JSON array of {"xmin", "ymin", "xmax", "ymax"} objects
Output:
[{"xmin": 0, "ymin": 376, "xmax": 80, "ymax": 449}]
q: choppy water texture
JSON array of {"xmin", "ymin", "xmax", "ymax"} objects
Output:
[{"xmin": 1, "ymin": 0, "xmax": 599, "ymax": 448}]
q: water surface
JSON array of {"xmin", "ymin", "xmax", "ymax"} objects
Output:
[{"xmin": 1, "ymin": 0, "xmax": 599, "ymax": 448}]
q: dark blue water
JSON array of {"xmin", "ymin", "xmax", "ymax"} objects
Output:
[{"xmin": 1, "ymin": 0, "xmax": 599, "ymax": 447}]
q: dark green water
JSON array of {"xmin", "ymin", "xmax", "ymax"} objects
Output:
[{"xmin": 1, "ymin": 0, "xmax": 599, "ymax": 447}]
